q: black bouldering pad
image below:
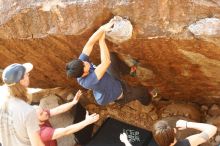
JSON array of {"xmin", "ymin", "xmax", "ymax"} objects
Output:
[{"xmin": 86, "ymin": 118, "xmax": 158, "ymax": 146}]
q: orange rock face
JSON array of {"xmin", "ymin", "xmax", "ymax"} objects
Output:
[{"xmin": 0, "ymin": 0, "xmax": 220, "ymax": 104}]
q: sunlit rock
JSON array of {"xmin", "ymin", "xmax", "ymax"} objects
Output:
[
  {"xmin": 0, "ymin": 0, "xmax": 220, "ymax": 104},
  {"xmin": 188, "ymin": 18, "xmax": 220, "ymax": 37}
]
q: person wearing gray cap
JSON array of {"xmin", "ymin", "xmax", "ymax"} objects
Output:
[{"xmin": 0, "ymin": 63, "xmax": 44, "ymax": 146}]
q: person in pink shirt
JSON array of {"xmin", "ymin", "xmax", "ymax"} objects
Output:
[{"xmin": 35, "ymin": 90, "xmax": 99, "ymax": 146}]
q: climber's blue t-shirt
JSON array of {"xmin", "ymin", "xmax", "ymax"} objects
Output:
[{"xmin": 77, "ymin": 53, "xmax": 122, "ymax": 105}]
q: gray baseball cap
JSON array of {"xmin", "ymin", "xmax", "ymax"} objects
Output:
[{"xmin": 2, "ymin": 63, "xmax": 33, "ymax": 86}]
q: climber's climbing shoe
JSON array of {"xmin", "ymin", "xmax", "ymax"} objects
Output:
[{"xmin": 130, "ymin": 59, "xmax": 139, "ymax": 77}]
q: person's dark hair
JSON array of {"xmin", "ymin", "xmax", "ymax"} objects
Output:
[
  {"xmin": 66, "ymin": 59, "xmax": 84, "ymax": 78},
  {"xmin": 153, "ymin": 120, "xmax": 175, "ymax": 146}
]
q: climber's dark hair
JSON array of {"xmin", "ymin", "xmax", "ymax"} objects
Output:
[{"xmin": 66, "ymin": 59, "xmax": 84, "ymax": 78}]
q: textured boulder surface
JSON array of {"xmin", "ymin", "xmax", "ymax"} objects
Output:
[{"xmin": 1, "ymin": 0, "xmax": 220, "ymax": 104}]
